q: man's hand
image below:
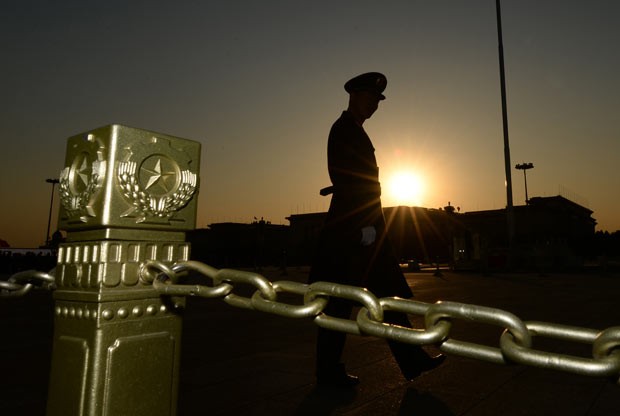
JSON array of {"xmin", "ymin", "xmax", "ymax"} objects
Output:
[{"xmin": 360, "ymin": 226, "xmax": 376, "ymax": 246}]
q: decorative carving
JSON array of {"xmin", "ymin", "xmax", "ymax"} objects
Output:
[
  {"xmin": 58, "ymin": 125, "xmax": 200, "ymax": 233},
  {"xmin": 56, "ymin": 240, "xmax": 190, "ymax": 290},
  {"xmin": 55, "ymin": 301, "xmax": 170, "ymax": 323},
  {"xmin": 116, "ymin": 136, "xmax": 197, "ymax": 224},
  {"xmin": 59, "ymin": 134, "xmax": 106, "ymax": 222},
  {"xmin": 117, "ymin": 160, "xmax": 197, "ymax": 222}
]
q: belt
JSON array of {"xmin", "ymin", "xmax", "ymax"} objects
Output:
[
  {"xmin": 319, "ymin": 183, "xmax": 381, "ymax": 197},
  {"xmin": 319, "ymin": 186, "xmax": 335, "ymax": 196}
]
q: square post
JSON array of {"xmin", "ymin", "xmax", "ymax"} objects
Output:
[{"xmin": 46, "ymin": 125, "xmax": 200, "ymax": 416}]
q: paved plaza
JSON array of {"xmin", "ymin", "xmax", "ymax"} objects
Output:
[{"xmin": 2, "ymin": 266, "xmax": 620, "ymax": 415}]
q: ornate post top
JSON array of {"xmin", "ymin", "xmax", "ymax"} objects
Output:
[{"xmin": 58, "ymin": 124, "xmax": 200, "ymax": 242}]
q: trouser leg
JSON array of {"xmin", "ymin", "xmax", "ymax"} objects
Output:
[
  {"xmin": 315, "ymin": 298, "xmax": 353, "ymax": 374},
  {"xmin": 383, "ymin": 310, "xmax": 434, "ymax": 379}
]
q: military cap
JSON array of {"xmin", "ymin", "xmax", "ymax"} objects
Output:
[{"xmin": 344, "ymin": 72, "xmax": 387, "ymax": 100}]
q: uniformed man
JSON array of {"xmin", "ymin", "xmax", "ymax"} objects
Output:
[{"xmin": 309, "ymin": 72, "xmax": 445, "ymax": 387}]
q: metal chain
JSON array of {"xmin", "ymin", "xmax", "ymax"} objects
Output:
[
  {"xmin": 0, "ymin": 269, "xmax": 56, "ymax": 297},
  {"xmin": 142, "ymin": 260, "xmax": 620, "ymax": 381},
  {"xmin": 4, "ymin": 260, "xmax": 619, "ymax": 380}
]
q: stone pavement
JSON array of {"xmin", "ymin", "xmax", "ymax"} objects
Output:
[{"xmin": 2, "ymin": 266, "xmax": 620, "ymax": 415}]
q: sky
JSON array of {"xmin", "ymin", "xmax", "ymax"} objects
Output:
[{"xmin": 1, "ymin": 0, "xmax": 619, "ymax": 248}]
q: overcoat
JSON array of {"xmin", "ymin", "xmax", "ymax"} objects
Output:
[{"xmin": 309, "ymin": 111, "xmax": 412, "ymax": 299}]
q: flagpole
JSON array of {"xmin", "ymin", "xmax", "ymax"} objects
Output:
[{"xmin": 496, "ymin": 0, "xmax": 515, "ymax": 252}]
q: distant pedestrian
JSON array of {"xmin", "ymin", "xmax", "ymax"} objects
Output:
[{"xmin": 309, "ymin": 72, "xmax": 445, "ymax": 387}]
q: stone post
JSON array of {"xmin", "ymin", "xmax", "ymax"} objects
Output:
[{"xmin": 46, "ymin": 125, "xmax": 200, "ymax": 416}]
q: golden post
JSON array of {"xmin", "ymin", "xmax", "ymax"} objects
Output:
[{"xmin": 47, "ymin": 125, "xmax": 200, "ymax": 416}]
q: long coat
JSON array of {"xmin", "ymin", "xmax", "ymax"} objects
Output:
[{"xmin": 309, "ymin": 111, "xmax": 412, "ymax": 299}]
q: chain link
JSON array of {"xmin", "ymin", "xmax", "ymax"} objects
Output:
[
  {"xmin": 252, "ymin": 280, "xmax": 328, "ymax": 319},
  {"xmin": 4, "ymin": 260, "xmax": 619, "ymax": 380},
  {"xmin": 0, "ymin": 269, "xmax": 56, "ymax": 297},
  {"xmin": 307, "ymin": 282, "xmax": 384, "ymax": 336},
  {"xmin": 141, "ymin": 260, "xmax": 620, "ymax": 381},
  {"xmin": 500, "ymin": 321, "xmax": 620, "ymax": 377},
  {"xmin": 428, "ymin": 301, "xmax": 532, "ymax": 365}
]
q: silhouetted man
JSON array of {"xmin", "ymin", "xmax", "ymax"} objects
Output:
[{"xmin": 309, "ymin": 72, "xmax": 445, "ymax": 387}]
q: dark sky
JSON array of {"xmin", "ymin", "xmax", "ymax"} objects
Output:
[{"xmin": 1, "ymin": 0, "xmax": 619, "ymax": 247}]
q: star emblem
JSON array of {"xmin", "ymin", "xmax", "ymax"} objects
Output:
[
  {"xmin": 69, "ymin": 153, "xmax": 92, "ymax": 193},
  {"xmin": 140, "ymin": 156, "xmax": 178, "ymax": 196},
  {"xmin": 76, "ymin": 156, "xmax": 91, "ymax": 188}
]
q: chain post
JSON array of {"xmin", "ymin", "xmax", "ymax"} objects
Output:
[{"xmin": 46, "ymin": 125, "xmax": 200, "ymax": 416}]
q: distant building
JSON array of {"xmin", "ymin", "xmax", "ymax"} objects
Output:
[
  {"xmin": 187, "ymin": 219, "xmax": 289, "ymax": 269},
  {"xmin": 286, "ymin": 206, "xmax": 461, "ymax": 267},
  {"xmin": 0, "ymin": 248, "xmax": 57, "ymax": 274},
  {"xmin": 286, "ymin": 195, "xmax": 597, "ymax": 271},
  {"xmin": 453, "ymin": 196, "xmax": 596, "ymax": 270},
  {"xmin": 186, "ymin": 196, "xmax": 596, "ymax": 271}
]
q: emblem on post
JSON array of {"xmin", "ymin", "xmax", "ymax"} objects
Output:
[
  {"xmin": 58, "ymin": 125, "xmax": 201, "ymax": 238},
  {"xmin": 116, "ymin": 136, "xmax": 198, "ymax": 223},
  {"xmin": 59, "ymin": 134, "xmax": 106, "ymax": 221}
]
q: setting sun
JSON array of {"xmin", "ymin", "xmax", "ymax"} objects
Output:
[{"xmin": 386, "ymin": 171, "xmax": 425, "ymax": 206}]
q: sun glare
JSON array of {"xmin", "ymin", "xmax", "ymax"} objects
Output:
[{"xmin": 386, "ymin": 171, "xmax": 425, "ymax": 206}]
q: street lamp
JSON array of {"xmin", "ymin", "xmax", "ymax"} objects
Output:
[
  {"xmin": 515, "ymin": 162, "xmax": 534, "ymax": 204},
  {"xmin": 45, "ymin": 178, "xmax": 60, "ymax": 247}
]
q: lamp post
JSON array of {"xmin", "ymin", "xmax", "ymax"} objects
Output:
[
  {"xmin": 515, "ymin": 162, "xmax": 534, "ymax": 204},
  {"xmin": 45, "ymin": 178, "xmax": 60, "ymax": 247}
]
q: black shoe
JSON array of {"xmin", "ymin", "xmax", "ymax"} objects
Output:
[
  {"xmin": 317, "ymin": 364, "xmax": 360, "ymax": 388},
  {"xmin": 403, "ymin": 354, "xmax": 446, "ymax": 381}
]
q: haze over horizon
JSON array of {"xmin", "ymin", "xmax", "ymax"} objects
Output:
[{"xmin": 1, "ymin": 0, "xmax": 619, "ymax": 248}]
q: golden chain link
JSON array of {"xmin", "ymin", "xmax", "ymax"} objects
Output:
[
  {"xmin": 0, "ymin": 269, "xmax": 56, "ymax": 297},
  {"xmin": 139, "ymin": 260, "xmax": 620, "ymax": 381},
  {"xmin": 5, "ymin": 261, "xmax": 619, "ymax": 381}
]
